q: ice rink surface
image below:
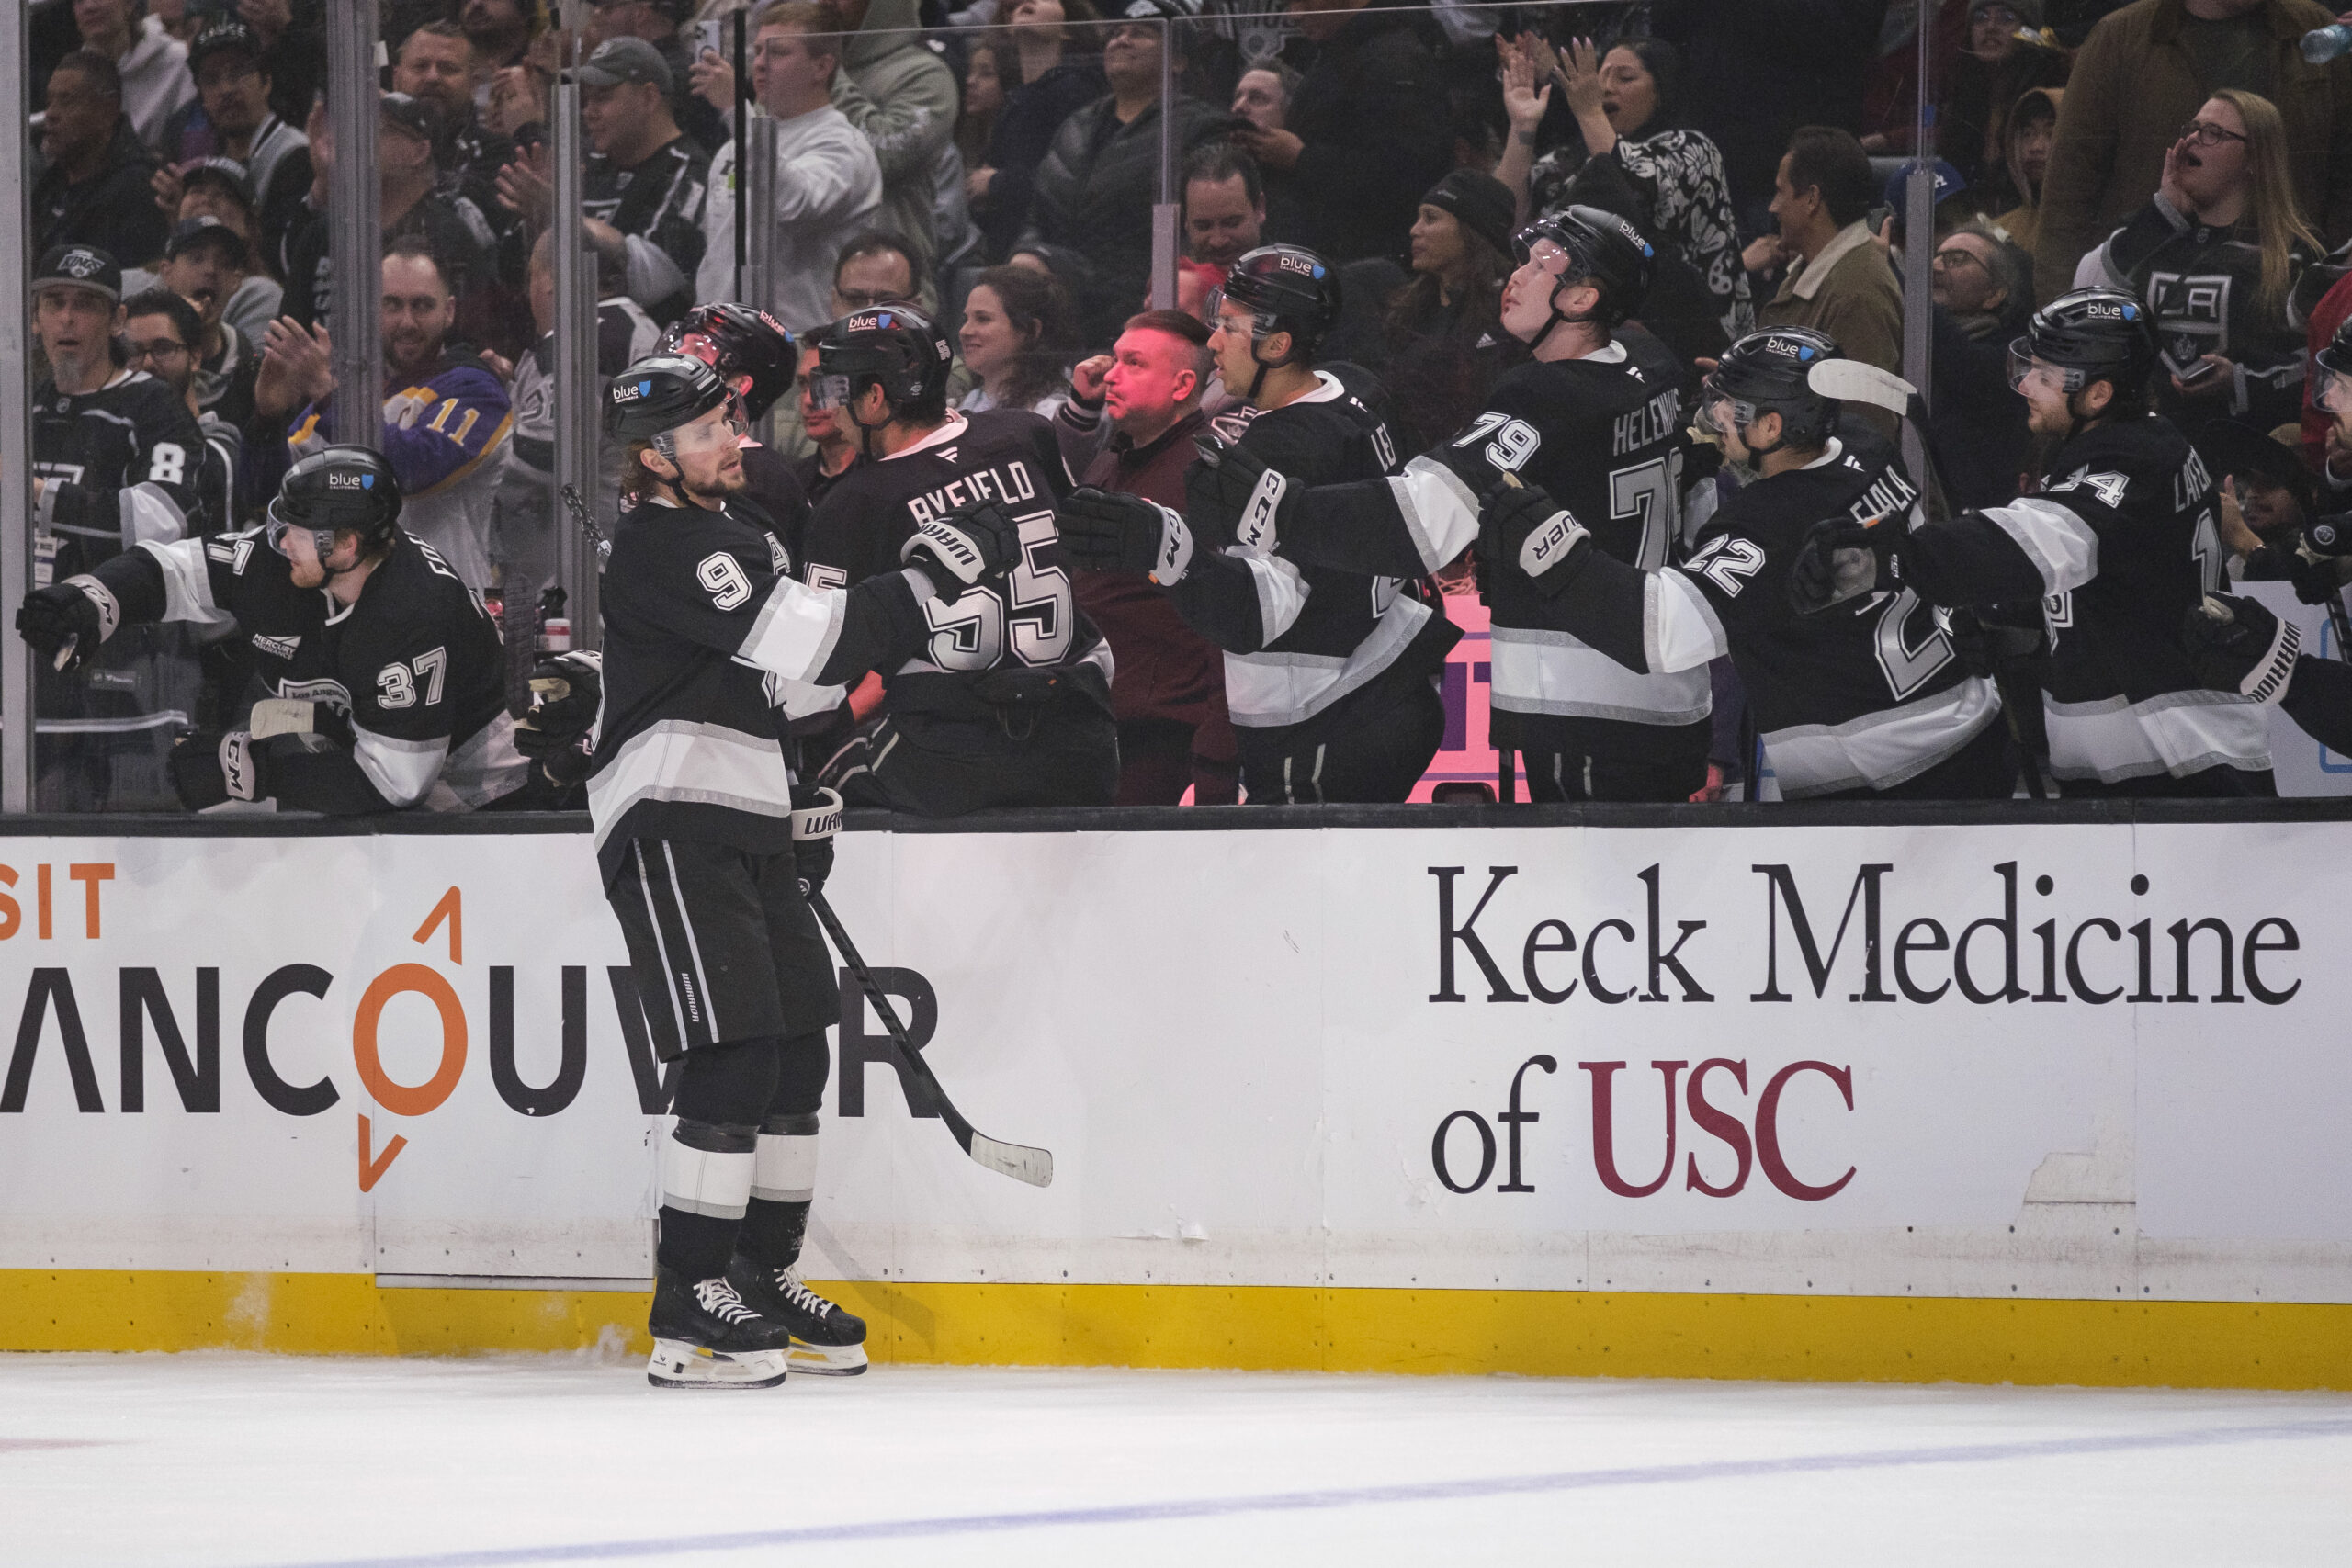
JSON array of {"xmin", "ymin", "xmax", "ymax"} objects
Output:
[{"xmin": 6, "ymin": 1352, "xmax": 2350, "ymax": 1567}]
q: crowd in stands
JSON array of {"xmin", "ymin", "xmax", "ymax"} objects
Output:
[{"xmin": 23, "ymin": 0, "xmax": 2352, "ymax": 810}]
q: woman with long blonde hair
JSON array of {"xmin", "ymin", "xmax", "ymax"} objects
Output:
[{"xmin": 2080, "ymin": 88, "xmax": 2322, "ymax": 432}]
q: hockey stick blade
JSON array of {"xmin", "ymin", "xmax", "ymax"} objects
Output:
[
  {"xmin": 805, "ymin": 887, "xmax": 1055, "ymax": 1188},
  {"xmin": 1807, "ymin": 359, "xmax": 1918, "ymax": 417}
]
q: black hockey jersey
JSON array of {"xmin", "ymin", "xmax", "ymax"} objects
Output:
[
  {"xmin": 86, "ymin": 525, "xmax": 524, "ymax": 812},
  {"xmin": 1170, "ymin": 372, "xmax": 1456, "ymax": 729},
  {"xmin": 1546, "ymin": 431, "xmax": 2001, "ymax": 796},
  {"xmin": 590, "ymin": 493, "xmax": 935, "ymax": 886},
  {"xmin": 797, "ymin": 408, "xmax": 1115, "ymax": 705},
  {"xmin": 32, "ymin": 368, "xmax": 208, "ymax": 582},
  {"xmin": 1905, "ymin": 412, "xmax": 2269, "ymax": 785},
  {"xmin": 1262, "ymin": 338, "xmax": 1701, "ymax": 743}
]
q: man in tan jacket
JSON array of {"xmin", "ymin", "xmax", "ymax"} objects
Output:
[
  {"xmin": 1757, "ymin": 126, "xmax": 1904, "ymax": 434},
  {"xmin": 2034, "ymin": 0, "xmax": 2352, "ymax": 304}
]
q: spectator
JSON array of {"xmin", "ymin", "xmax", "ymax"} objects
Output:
[
  {"xmin": 1182, "ymin": 141, "xmax": 1265, "ymax": 280},
  {"xmin": 1650, "ymin": 1, "xmax": 1887, "ymax": 225},
  {"xmin": 585, "ymin": 0, "xmax": 732, "ymax": 152},
  {"xmin": 495, "ymin": 230, "xmax": 660, "ymax": 604},
  {"xmin": 175, "ymin": 161, "xmax": 285, "ymax": 350},
  {"xmin": 225, "ymin": 0, "xmax": 324, "ymax": 128},
  {"xmin": 394, "ymin": 19, "xmax": 513, "ymax": 198},
  {"xmin": 1500, "ymin": 33, "xmax": 1753, "ymax": 337},
  {"xmin": 1939, "ymin": 2, "xmax": 2070, "ymax": 193},
  {"xmin": 1054, "ymin": 309, "xmax": 1238, "ymax": 803},
  {"xmin": 1232, "ymin": 0, "xmax": 1446, "ymax": 265},
  {"xmin": 694, "ymin": 2, "xmax": 882, "ymax": 333},
  {"xmin": 967, "ymin": 0, "xmax": 1108, "ymax": 263},
  {"xmin": 74, "ymin": 0, "xmax": 196, "ymax": 150},
  {"xmin": 153, "ymin": 216, "xmax": 260, "ymax": 430},
  {"xmin": 1928, "ymin": 221, "xmax": 2035, "ymax": 507},
  {"xmin": 960, "ymin": 34, "xmax": 1006, "ymax": 174},
  {"xmin": 958, "ymin": 264, "xmax": 1080, "ymax": 414},
  {"xmin": 154, "ymin": 20, "xmax": 312, "ymax": 276},
  {"xmin": 2077, "ymin": 89, "xmax": 2320, "ymax": 429},
  {"xmin": 462, "ymin": 0, "xmax": 539, "ymax": 86},
  {"xmin": 829, "ymin": 0, "xmax": 961, "ymax": 276},
  {"xmin": 119, "ymin": 286, "xmax": 239, "ymax": 535},
  {"xmin": 2033, "ymin": 0, "xmax": 2352, "ymax": 306},
  {"xmin": 1016, "ymin": 3, "xmax": 1227, "ymax": 344},
  {"xmin": 257, "ymin": 241, "xmax": 515, "ymax": 591},
  {"xmin": 1754, "ymin": 127, "xmax": 1905, "ymax": 406},
  {"xmin": 1859, "ymin": 0, "xmax": 1971, "ymax": 157},
  {"xmin": 36, "ymin": 51, "xmax": 169, "ymax": 265},
  {"xmin": 1228, "ymin": 59, "xmax": 1303, "ymax": 241},
  {"xmin": 1992, "ymin": 85, "xmax": 2064, "ymax": 254},
  {"xmin": 2195, "ymin": 415, "xmax": 2312, "ymax": 574}
]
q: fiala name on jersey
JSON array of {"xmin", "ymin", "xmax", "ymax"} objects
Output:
[
  {"xmin": 903, "ymin": 457, "xmax": 1040, "ymax": 526},
  {"xmin": 1844, "ymin": 463, "xmax": 1920, "ymax": 527}
]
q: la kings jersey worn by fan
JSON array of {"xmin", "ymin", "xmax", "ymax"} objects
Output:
[
  {"xmin": 1548, "ymin": 430, "xmax": 2004, "ymax": 796},
  {"xmin": 1903, "ymin": 413, "xmax": 2271, "ymax": 791},
  {"xmin": 584, "ymin": 137, "xmax": 711, "ymax": 324},
  {"xmin": 76, "ymin": 526, "xmax": 526, "ymax": 810},
  {"xmin": 1265, "ymin": 338, "xmax": 1701, "ymax": 798},
  {"xmin": 797, "ymin": 408, "xmax": 1118, "ymax": 813},
  {"xmin": 1172, "ymin": 371, "xmax": 1459, "ymax": 801}
]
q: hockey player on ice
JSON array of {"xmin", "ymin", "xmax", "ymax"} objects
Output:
[
  {"xmin": 797, "ymin": 304, "xmax": 1120, "ymax": 813},
  {"xmin": 1058, "ymin": 244, "xmax": 1460, "ymax": 803},
  {"xmin": 13, "ymin": 445, "xmax": 532, "ymax": 812},
  {"xmin": 588, "ymin": 353, "xmax": 1029, "ymax": 1388},
  {"xmin": 1788, "ymin": 288, "xmax": 2276, "ymax": 796}
]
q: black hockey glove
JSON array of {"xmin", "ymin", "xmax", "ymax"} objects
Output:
[
  {"xmin": 1942, "ymin": 604, "xmax": 2044, "ymax": 679},
  {"xmin": 1185, "ymin": 428, "xmax": 1295, "ymax": 552},
  {"xmin": 515, "ymin": 649, "xmax": 603, "ymax": 759},
  {"xmin": 1057, "ymin": 487, "xmax": 1193, "ymax": 583},
  {"xmin": 169, "ymin": 730, "xmax": 267, "ymax": 810},
  {"xmin": 790, "ymin": 784, "xmax": 842, "ymax": 896},
  {"xmin": 2182, "ymin": 593, "xmax": 2301, "ymax": 702},
  {"xmin": 1481, "ymin": 480, "xmax": 1592, "ymax": 599},
  {"xmin": 1789, "ymin": 516, "xmax": 1904, "ymax": 615},
  {"xmin": 903, "ymin": 500, "xmax": 1023, "ymax": 603},
  {"xmin": 2288, "ymin": 529, "xmax": 2352, "ymax": 606},
  {"xmin": 16, "ymin": 578, "xmax": 112, "ymax": 671}
]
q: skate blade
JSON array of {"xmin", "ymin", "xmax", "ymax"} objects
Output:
[
  {"xmin": 646, "ymin": 1340, "xmax": 788, "ymax": 1390},
  {"xmin": 787, "ymin": 1338, "xmax": 868, "ymax": 1376}
]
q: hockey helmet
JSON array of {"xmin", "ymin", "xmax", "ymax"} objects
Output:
[
  {"xmin": 605, "ymin": 353, "xmax": 731, "ymax": 446},
  {"xmin": 266, "ymin": 444, "xmax": 401, "ymax": 560},
  {"xmin": 2315, "ymin": 316, "xmax": 2352, "ymax": 416},
  {"xmin": 1211, "ymin": 244, "xmax": 1342, "ymax": 362},
  {"xmin": 2007, "ymin": 288, "xmax": 2155, "ymax": 400},
  {"xmin": 809, "ymin": 304, "xmax": 955, "ymax": 421},
  {"xmin": 663, "ymin": 302, "xmax": 797, "ymax": 423},
  {"xmin": 1703, "ymin": 326, "xmax": 1844, "ymax": 451},
  {"xmin": 1512, "ymin": 205, "xmax": 1654, "ymax": 329}
]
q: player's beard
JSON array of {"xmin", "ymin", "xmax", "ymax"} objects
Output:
[{"xmin": 681, "ymin": 455, "xmax": 747, "ymax": 507}]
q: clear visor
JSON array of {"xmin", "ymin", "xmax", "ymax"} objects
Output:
[
  {"xmin": 1510, "ymin": 232, "xmax": 1573, "ymax": 276},
  {"xmin": 2006, "ymin": 339, "xmax": 2086, "ymax": 397},
  {"xmin": 807, "ymin": 371, "xmax": 859, "ymax": 411},
  {"xmin": 664, "ymin": 407, "xmax": 749, "ymax": 458},
  {"xmin": 262, "ymin": 500, "xmax": 337, "ymax": 559},
  {"xmin": 1204, "ymin": 291, "xmax": 1276, "ymax": 339},
  {"xmin": 2317, "ymin": 367, "xmax": 2352, "ymax": 415}
]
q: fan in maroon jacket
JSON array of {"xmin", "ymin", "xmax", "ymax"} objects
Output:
[{"xmin": 1055, "ymin": 310, "xmax": 1238, "ymax": 805}]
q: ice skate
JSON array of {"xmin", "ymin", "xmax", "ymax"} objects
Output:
[
  {"xmin": 645, "ymin": 1266, "xmax": 790, "ymax": 1390},
  {"xmin": 727, "ymin": 1256, "xmax": 869, "ymax": 1375}
]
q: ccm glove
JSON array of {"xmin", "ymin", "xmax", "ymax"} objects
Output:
[
  {"xmin": 169, "ymin": 730, "xmax": 266, "ymax": 810},
  {"xmin": 1481, "ymin": 481, "xmax": 1592, "ymax": 598},
  {"xmin": 514, "ymin": 649, "xmax": 604, "ymax": 758},
  {"xmin": 1185, "ymin": 428, "xmax": 1295, "ymax": 551},
  {"xmin": 2182, "ymin": 593, "xmax": 2301, "ymax": 702},
  {"xmin": 1788, "ymin": 516, "xmax": 1904, "ymax": 615},
  {"xmin": 789, "ymin": 784, "xmax": 842, "ymax": 895},
  {"xmin": 16, "ymin": 577, "xmax": 114, "ymax": 671},
  {"xmin": 1057, "ymin": 487, "xmax": 1193, "ymax": 583},
  {"xmin": 903, "ymin": 500, "xmax": 1023, "ymax": 602}
]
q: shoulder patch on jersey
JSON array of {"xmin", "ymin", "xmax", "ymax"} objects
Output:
[{"xmin": 251, "ymin": 632, "xmax": 300, "ymax": 658}]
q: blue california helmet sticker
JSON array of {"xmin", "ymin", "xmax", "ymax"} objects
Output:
[
  {"xmin": 640, "ymin": 379, "xmax": 652, "ymax": 395},
  {"xmin": 360, "ymin": 474, "xmax": 375, "ymax": 490}
]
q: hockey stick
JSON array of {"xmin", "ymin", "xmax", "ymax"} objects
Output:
[
  {"xmin": 803, "ymin": 886, "xmax": 1055, "ymax": 1188},
  {"xmin": 2329, "ymin": 592, "xmax": 2352, "ymax": 666},
  {"xmin": 1808, "ymin": 359, "xmax": 2051, "ymax": 797},
  {"xmin": 560, "ymin": 483, "xmax": 612, "ymax": 562}
]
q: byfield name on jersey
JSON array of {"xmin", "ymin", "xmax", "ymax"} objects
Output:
[{"xmin": 901, "ymin": 452, "xmax": 1043, "ymax": 528}]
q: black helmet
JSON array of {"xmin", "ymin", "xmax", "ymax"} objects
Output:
[
  {"xmin": 1514, "ymin": 205, "xmax": 1655, "ymax": 329},
  {"xmin": 2317, "ymin": 314, "xmax": 2352, "ymax": 379},
  {"xmin": 1705, "ymin": 326, "xmax": 1843, "ymax": 450},
  {"xmin": 1215, "ymin": 244, "xmax": 1341, "ymax": 362},
  {"xmin": 2009, "ymin": 288, "xmax": 2155, "ymax": 399},
  {"xmin": 811, "ymin": 303, "xmax": 955, "ymax": 423},
  {"xmin": 605, "ymin": 353, "xmax": 730, "ymax": 444},
  {"xmin": 663, "ymin": 302, "xmax": 797, "ymax": 422},
  {"xmin": 267, "ymin": 444, "xmax": 401, "ymax": 559}
]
